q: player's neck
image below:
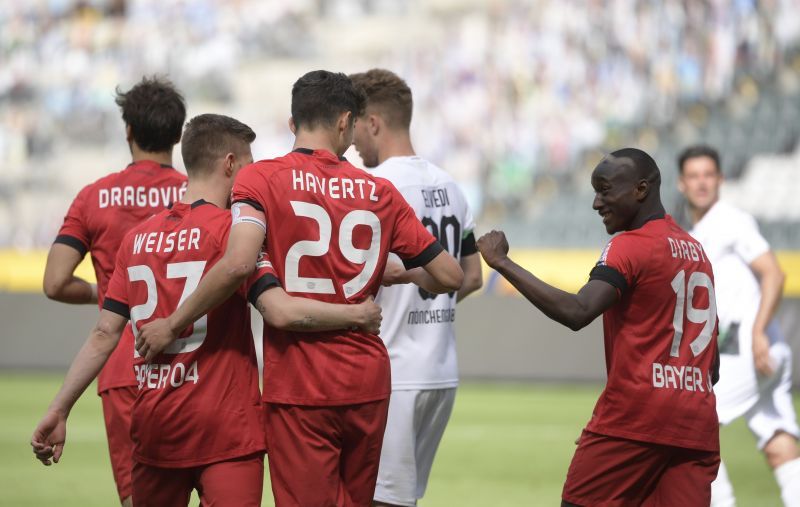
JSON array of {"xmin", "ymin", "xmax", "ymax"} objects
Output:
[
  {"xmin": 377, "ymin": 133, "xmax": 415, "ymax": 165},
  {"xmin": 130, "ymin": 144, "xmax": 173, "ymax": 167},
  {"xmin": 688, "ymin": 201, "xmax": 715, "ymax": 225},
  {"xmin": 180, "ymin": 180, "xmax": 228, "ymax": 209},
  {"xmin": 630, "ymin": 202, "xmax": 666, "ymax": 230},
  {"xmin": 292, "ymin": 129, "xmax": 343, "ymax": 158}
]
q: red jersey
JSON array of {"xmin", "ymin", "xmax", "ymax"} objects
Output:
[
  {"xmin": 56, "ymin": 160, "xmax": 187, "ymax": 393},
  {"xmin": 586, "ymin": 215, "xmax": 720, "ymax": 451},
  {"xmin": 102, "ymin": 200, "xmax": 272, "ymax": 467},
  {"xmin": 232, "ymin": 148, "xmax": 441, "ymax": 405}
]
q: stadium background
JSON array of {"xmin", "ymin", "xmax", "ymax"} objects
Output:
[{"xmin": 1, "ymin": 0, "xmax": 799, "ymax": 505}]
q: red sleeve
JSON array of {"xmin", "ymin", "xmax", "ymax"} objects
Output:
[
  {"xmin": 231, "ymin": 163, "xmax": 267, "ymax": 214},
  {"xmin": 245, "ymin": 250, "xmax": 280, "ymax": 306},
  {"xmin": 102, "ymin": 235, "xmax": 131, "ymax": 319},
  {"xmin": 387, "ymin": 185, "xmax": 442, "ymax": 269},
  {"xmin": 54, "ymin": 185, "xmax": 92, "ymax": 256},
  {"xmin": 589, "ymin": 234, "xmax": 642, "ymax": 294}
]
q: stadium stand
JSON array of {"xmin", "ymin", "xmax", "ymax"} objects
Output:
[{"xmin": 1, "ymin": 0, "xmax": 799, "ymax": 249}]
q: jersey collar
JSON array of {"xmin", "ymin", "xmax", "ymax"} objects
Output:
[
  {"xmin": 293, "ymin": 147, "xmax": 347, "ymax": 162},
  {"xmin": 127, "ymin": 160, "xmax": 175, "ymax": 170}
]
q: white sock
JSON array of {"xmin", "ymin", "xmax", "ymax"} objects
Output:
[
  {"xmin": 775, "ymin": 457, "xmax": 800, "ymax": 507},
  {"xmin": 711, "ymin": 460, "xmax": 736, "ymax": 507}
]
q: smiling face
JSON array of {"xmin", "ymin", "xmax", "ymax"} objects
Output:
[
  {"xmin": 678, "ymin": 155, "xmax": 721, "ymax": 213},
  {"xmin": 591, "ymin": 156, "xmax": 642, "ymax": 234}
]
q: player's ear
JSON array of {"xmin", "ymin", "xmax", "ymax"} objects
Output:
[
  {"xmin": 338, "ymin": 111, "xmax": 353, "ymax": 133},
  {"xmin": 288, "ymin": 117, "xmax": 296, "ymax": 135},
  {"xmin": 635, "ymin": 179, "xmax": 650, "ymax": 201},
  {"xmin": 369, "ymin": 114, "xmax": 380, "ymax": 136},
  {"xmin": 224, "ymin": 153, "xmax": 235, "ymax": 177},
  {"xmin": 125, "ymin": 125, "xmax": 133, "ymax": 143}
]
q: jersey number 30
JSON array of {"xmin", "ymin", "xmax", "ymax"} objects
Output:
[{"xmin": 669, "ymin": 270, "xmax": 717, "ymax": 358}]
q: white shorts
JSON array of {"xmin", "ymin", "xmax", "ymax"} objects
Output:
[
  {"xmin": 374, "ymin": 388, "xmax": 457, "ymax": 506},
  {"xmin": 716, "ymin": 341, "xmax": 800, "ymax": 450}
]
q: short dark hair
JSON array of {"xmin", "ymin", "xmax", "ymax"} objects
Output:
[
  {"xmin": 349, "ymin": 69, "xmax": 413, "ymax": 129},
  {"xmin": 609, "ymin": 147, "xmax": 661, "ymax": 187},
  {"xmin": 181, "ymin": 114, "xmax": 256, "ymax": 175},
  {"xmin": 115, "ymin": 76, "xmax": 186, "ymax": 153},
  {"xmin": 677, "ymin": 145, "xmax": 721, "ymax": 174},
  {"xmin": 291, "ymin": 70, "xmax": 365, "ymax": 131}
]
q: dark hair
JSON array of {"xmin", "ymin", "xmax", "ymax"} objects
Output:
[
  {"xmin": 291, "ymin": 70, "xmax": 365, "ymax": 131},
  {"xmin": 677, "ymin": 145, "xmax": 721, "ymax": 174},
  {"xmin": 349, "ymin": 69, "xmax": 413, "ymax": 129},
  {"xmin": 181, "ymin": 114, "xmax": 256, "ymax": 174},
  {"xmin": 609, "ymin": 147, "xmax": 661, "ymax": 187},
  {"xmin": 115, "ymin": 76, "xmax": 186, "ymax": 153}
]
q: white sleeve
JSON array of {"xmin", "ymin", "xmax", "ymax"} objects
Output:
[{"xmin": 732, "ymin": 213, "xmax": 770, "ymax": 264}]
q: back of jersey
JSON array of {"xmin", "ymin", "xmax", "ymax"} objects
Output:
[
  {"xmin": 232, "ymin": 149, "xmax": 441, "ymax": 406},
  {"xmin": 372, "ymin": 156, "xmax": 476, "ymax": 390},
  {"xmin": 56, "ymin": 160, "xmax": 187, "ymax": 393},
  {"xmin": 588, "ymin": 215, "xmax": 720, "ymax": 452},
  {"xmin": 103, "ymin": 201, "xmax": 263, "ymax": 467}
]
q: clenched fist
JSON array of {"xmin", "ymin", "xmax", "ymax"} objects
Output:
[{"xmin": 477, "ymin": 230, "xmax": 510, "ymax": 268}]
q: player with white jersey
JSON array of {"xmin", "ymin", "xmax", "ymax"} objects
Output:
[
  {"xmin": 351, "ymin": 69, "xmax": 483, "ymax": 507},
  {"xmin": 678, "ymin": 145, "xmax": 800, "ymax": 507}
]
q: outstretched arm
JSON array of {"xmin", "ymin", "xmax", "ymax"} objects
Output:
[
  {"xmin": 477, "ymin": 230, "xmax": 618, "ymax": 331},
  {"xmin": 255, "ymin": 288, "xmax": 383, "ymax": 334},
  {"xmin": 136, "ymin": 221, "xmax": 265, "ymax": 361},
  {"xmin": 31, "ymin": 310, "xmax": 127, "ymax": 465},
  {"xmin": 43, "ymin": 244, "xmax": 97, "ymax": 304}
]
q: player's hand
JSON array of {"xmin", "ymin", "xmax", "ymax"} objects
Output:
[
  {"xmin": 477, "ymin": 230, "xmax": 510, "ymax": 268},
  {"xmin": 31, "ymin": 410, "xmax": 67, "ymax": 466},
  {"xmin": 136, "ymin": 318, "xmax": 178, "ymax": 363},
  {"xmin": 382, "ymin": 261, "xmax": 408, "ymax": 286},
  {"xmin": 752, "ymin": 330, "xmax": 774, "ymax": 377},
  {"xmin": 355, "ymin": 296, "xmax": 382, "ymax": 334}
]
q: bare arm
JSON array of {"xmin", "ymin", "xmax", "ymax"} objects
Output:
[
  {"xmin": 419, "ymin": 250, "xmax": 464, "ymax": 292},
  {"xmin": 749, "ymin": 251, "xmax": 785, "ymax": 376},
  {"xmin": 43, "ymin": 244, "xmax": 97, "ymax": 304},
  {"xmin": 255, "ymin": 288, "xmax": 382, "ymax": 333},
  {"xmin": 477, "ymin": 230, "xmax": 618, "ymax": 331},
  {"xmin": 136, "ymin": 222, "xmax": 264, "ymax": 362},
  {"xmin": 31, "ymin": 310, "xmax": 127, "ymax": 465},
  {"xmin": 382, "ymin": 249, "xmax": 465, "ymax": 295},
  {"xmin": 457, "ymin": 252, "xmax": 483, "ymax": 302}
]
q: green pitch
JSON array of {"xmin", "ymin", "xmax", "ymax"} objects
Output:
[{"xmin": 1, "ymin": 373, "xmax": 795, "ymax": 506}]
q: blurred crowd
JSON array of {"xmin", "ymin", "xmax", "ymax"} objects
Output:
[{"xmin": 1, "ymin": 0, "xmax": 800, "ymax": 248}]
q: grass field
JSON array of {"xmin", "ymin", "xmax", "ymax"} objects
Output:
[{"xmin": 1, "ymin": 373, "xmax": 796, "ymax": 506}]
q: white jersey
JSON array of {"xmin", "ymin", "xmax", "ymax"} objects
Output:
[
  {"xmin": 689, "ymin": 200, "xmax": 771, "ymax": 349},
  {"xmin": 373, "ymin": 156, "xmax": 476, "ymax": 390}
]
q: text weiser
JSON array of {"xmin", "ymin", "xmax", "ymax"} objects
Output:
[
  {"xmin": 135, "ymin": 361, "xmax": 199, "ymax": 390},
  {"xmin": 292, "ymin": 169, "xmax": 379, "ymax": 201},
  {"xmin": 668, "ymin": 237, "xmax": 707, "ymax": 263},
  {"xmin": 133, "ymin": 228, "xmax": 201, "ymax": 255},
  {"xmin": 652, "ymin": 362, "xmax": 713, "ymax": 392},
  {"xmin": 99, "ymin": 185, "xmax": 186, "ymax": 209}
]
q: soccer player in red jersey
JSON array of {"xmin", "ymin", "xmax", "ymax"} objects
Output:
[
  {"xmin": 477, "ymin": 148, "xmax": 721, "ymax": 506},
  {"xmin": 135, "ymin": 71, "xmax": 464, "ymax": 507},
  {"xmin": 31, "ymin": 114, "xmax": 384, "ymax": 506},
  {"xmin": 42, "ymin": 76, "xmax": 187, "ymax": 506}
]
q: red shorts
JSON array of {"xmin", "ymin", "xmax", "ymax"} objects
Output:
[
  {"xmin": 264, "ymin": 398, "xmax": 390, "ymax": 507},
  {"xmin": 100, "ymin": 385, "xmax": 137, "ymax": 502},
  {"xmin": 562, "ymin": 430, "xmax": 720, "ymax": 507},
  {"xmin": 131, "ymin": 452, "xmax": 264, "ymax": 507}
]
